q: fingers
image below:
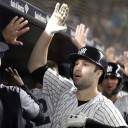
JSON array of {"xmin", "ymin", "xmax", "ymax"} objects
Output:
[
  {"xmin": 17, "ymin": 20, "xmax": 29, "ymax": 30},
  {"xmin": 76, "ymin": 24, "xmax": 86, "ymax": 36},
  {"xmin": 5, "ymin": 67, "xmax": 14, "ymax": 77},
  {"xmin": 9, "ymin": 16, "xmax": 19, "ymax": 25},
  {"xmin": 13, "ymin": 17, "xmax": 29, "ymax": 32},
  {"xmin": 75, "ymin": 25, "xmax": 79, "ymax": 36},
  {"xmin": 5, "ymin": 67, "xmax": 22, "ymax": 80},
  {"xmin": 16, "ymin": 27, "xmax": 30, "ymax": 37},
  {"xmin": 85, "ymin": 27, "xmax": 90, "ymax": 39},
  {"xmin": 14, "ymin": 41, "xmax": 23, "ymax": 46},
  {"xmin": 59, "ymin": 3, "xmax": 69, "ymax": 16},
  {"xmin": 54, "ymin": 3, "xmax": 69, "ymax": 25},
  {"xmin": 8, "ymin": 16, "xmax": 29, "ymax": 33},
  {"xmin": 13, "ymin": 68, "xmax": 20, "ymax": 77},
  {"xmin": 79, "ymin": 24, "xmax": 85, "ymax": 34},
  {"xmin": 14, "ymin": 17, "xmax": 25, "ymax": 27},
  {"xmin": 45, "ymin": 2, "xmax": 69, "ymax": 34},
  {"xmin": 5, "ymin": 67, "xmax": 14, "ymax": 75},
  {"xmin": 5, "ymin": 67, "xmax": 18, "ymax": 76},
  {"xmin": 54, "ymin": 2, "xmax": 60, "ymax": 13},
  {"xmin": 73, "ymin": 24, "xmax": 88, "ymax": 48},
  {"xmin": 124, "ymin": 51, "xmax": 128, "ymax": 57},
  {"xmin": 56, "ymin": 3, "xmax": 69, "ymax": 25}
]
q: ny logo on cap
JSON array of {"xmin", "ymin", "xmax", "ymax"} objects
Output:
[
  {"xmin": 78, "ymin": 48, "xmax": 87, "ymax": 55},
  {"xmin": 107, "ymin": 66, "xmax": 113, "ymax": 72}
]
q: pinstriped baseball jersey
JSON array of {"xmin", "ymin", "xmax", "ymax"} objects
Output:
[
  {"xmin": 115, "ymin": 95, "xmax": 128, "ymax": 124},
  {"xmin": 32, "ymin": 68, "xmax": 127, "ymax": 128},
  {"xmin": 31, "ymin": 88, "xmax": 53, "ymax": 128}
]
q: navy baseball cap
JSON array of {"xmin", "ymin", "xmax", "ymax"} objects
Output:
[
  {"xmin": 0, "ymin": 42, "xmax": 9, "ymax": 58},
  {"xmin": 69, "ymin": 46, "xmax": 107, "ymax": 71},
  {"xmin": 69, "ymin": 46, "xmax": 107, "ymax": 84}
]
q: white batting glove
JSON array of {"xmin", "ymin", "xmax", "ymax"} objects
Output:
[
  {"xmin": 45, "ymin": 2, "xmax": 69, "ymax": 35},
  {"xmin": 66, "ymin": 113, "xmax": 87, "ymax": 128}
]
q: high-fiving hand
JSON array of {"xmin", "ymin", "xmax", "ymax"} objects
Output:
[
  {"xmin": 5, "ymin": 67, "xmax": 24, "ymax": 86},
  {"xmin": 45, "ymin": 3, "xmax": 69, "ymax": 35},
  {"xmin": 2, "ymin": 16, "xmax": 30, "ymax": 46},
  {"xmin": 72, "ymin": 24, "xmax": 90, "ymax": 49}
]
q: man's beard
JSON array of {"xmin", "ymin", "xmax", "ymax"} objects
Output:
[{"xmin": 74, "ymin": 82, "xmax": 91, "ymax": 90}]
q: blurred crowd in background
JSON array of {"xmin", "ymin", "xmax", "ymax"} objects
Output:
[{"xmin": 26, "ymin": 0, "xmax": 128, "ymax": 54}]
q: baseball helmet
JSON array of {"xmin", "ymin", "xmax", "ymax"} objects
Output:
[
  {"xmin": 69, "ymin": 46, "xmax": 107, "ymax": 84},
  {"xmin": 106, "ymin": 62, "xmax": 122, "ymax": 78},
  {"xmin": 0, "ymin": 42, "xmax": 9, "ymax": 58},
  {"xmin": 105, "ymin": 62, "xmax": 123, "ymax": 94}
]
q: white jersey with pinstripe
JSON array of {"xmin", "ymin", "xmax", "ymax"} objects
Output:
[
  {"xmin": 32, "ymin": 68, "xmax": 127, "ymax": 128},
  {"xmin": 114, "ymin": 95, "xmax": 128, "ymax": 124}
]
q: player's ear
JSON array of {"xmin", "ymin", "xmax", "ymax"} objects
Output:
[{"xmin": 96, "ymin": 70, "xmax": 103, "ymax": 78}]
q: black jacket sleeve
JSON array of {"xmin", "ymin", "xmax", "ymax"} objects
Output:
[
  {"xmin": 85, "ymin": 118, "xmax": 128, "ymax": 128},
  {"xmin": 31, "ymin": 109, "xmax": 50, "ymax": 126},
  {"xmin": 31, "ymin": 65, "xmax": 48, "ymax": 85}
]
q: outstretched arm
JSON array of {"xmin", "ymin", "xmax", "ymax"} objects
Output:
[{"xmin": 28, "ymin": 3, "xmax": 69, "ymax": 73}]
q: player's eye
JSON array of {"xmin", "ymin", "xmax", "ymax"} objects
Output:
[{"xmin": 74, "ymin": 61, "xmax": 79, "ymax": 66}]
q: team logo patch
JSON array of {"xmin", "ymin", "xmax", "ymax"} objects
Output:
[
  {"xmin": 107, "ymin": 65, "xmax": 113, "ymax": 72},
  {"xmin": 78, "ymin": 48, "xmax": 87, "ymax": 55}
]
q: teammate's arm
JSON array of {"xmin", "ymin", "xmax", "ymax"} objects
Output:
[
  {"xmin": 28, "ymin": 3, "xmax": 69, "ymax": 73},
  {"xmin": 0, "ymin": 84, "xmax": 48, "ymax": 125}
]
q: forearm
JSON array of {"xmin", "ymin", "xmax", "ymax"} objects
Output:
[
  {"xmin": 0, "ymin": 84, "xmax": 39, "ymax": 119},
  {"xmin": 21, "ymin": 85, "xmax": 50, "ymax": 125},
  {"xmin": 28, "ymin": 3, "xmax": 69, "ymax": 73},
  {"xmin": 85, "ymin": 118, "xmax": 128, "ymax": 128},
  {"xmin": 21, "ymin": 85, "xmax": 39, "ymax": 104},
  {"xmin": 28, "ymin": 31, "xmax": 53, "ymax": 73}
]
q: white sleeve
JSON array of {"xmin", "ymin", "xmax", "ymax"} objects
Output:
[
  {"xmin": 19, "ymin": 88, "xmax": 40, "ymax": 118},
  {"xmin": 0, "ymin": 84, "xmax": 39, "ymax": 118}
]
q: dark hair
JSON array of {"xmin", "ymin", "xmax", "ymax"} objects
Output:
[{"xmin": 47, "ymin": 60, "xmax": 58, "ymax": 69}]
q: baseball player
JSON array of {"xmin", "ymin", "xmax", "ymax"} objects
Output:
[
  {"xmin": 0, "ymin": 17, "xmax": 50, "ymax": 127},
  {"xmin": 28, "ymin": 2, "xmax": 128, "ymax": 128},
  {"xmin": 101, "ymin": 62, "xmax": 128, "ymax": 124},
  {"xmin": 0, "ymin": 41, "xmax": 45, "ymax": 128}
]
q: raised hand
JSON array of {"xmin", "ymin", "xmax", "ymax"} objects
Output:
[
  {"xmin": 72, "ymin": 24, "xmax": 90, "ymax": 49},
  {"xmin": 105, "ymin": 47, "xmax": 116, "ymax": 62},
  {"xmin": 45, "ymin": 3, "xmax": 69, "ymax": 35},
  {"xmin": 2, "ymin": 16, "xmax": 30, "ymax": 46},
  {"xmin": 122, "ymin": 51, "xmax": 128, "ymax": 76},
  {"xmin": 5, "ymin": 67, "xmax": 24, "ymax": 86}
]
